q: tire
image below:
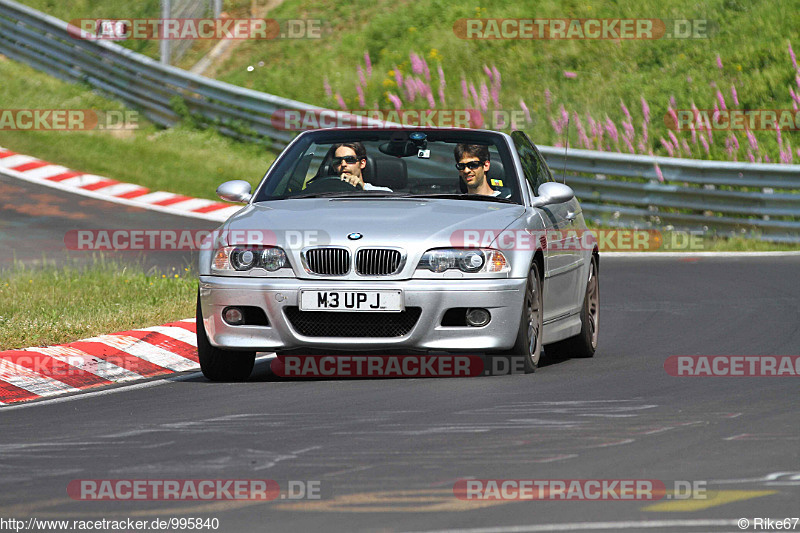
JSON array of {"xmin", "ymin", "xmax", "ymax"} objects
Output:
[
  {"xmin": 488, "ymin": 261, "xmax": 543, "ymax": 375},
  {"xmin": 196, "ymin": 292, "xmax": 256, "ymax": 381},
  {"xmin": 546, "ymin": 254, "xmax": 598, "ymax": 359}
]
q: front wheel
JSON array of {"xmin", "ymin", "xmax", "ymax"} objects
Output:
[
  {"xmin": 196, "ymin": 292, "xmax": 256, "ymax": 381},
  {"xmin": 488, "ymin": 261, "xmax": 543, "ymax": 375}
]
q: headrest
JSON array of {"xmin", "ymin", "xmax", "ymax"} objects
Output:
[{"xmin": 367, "ymin": 156, "xmax": 407, "ymax": 189}]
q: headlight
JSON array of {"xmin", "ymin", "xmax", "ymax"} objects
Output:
[
  {"xmin": 213, "ymin": 246, "xmax": 289, "ymax": 272},
  {"xmin": 417, "ymin": 248, "xmax": 509, "ymax": 273}
]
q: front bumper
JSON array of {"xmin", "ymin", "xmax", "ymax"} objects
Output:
[{"xmin": 198, "ymin": 276, "xmax": 525, "ymax": 352}]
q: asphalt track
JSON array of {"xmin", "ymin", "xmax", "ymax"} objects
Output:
[
  {"xmin": 1, "ymin": 176, "xmax": 799, "ymax": 532},
  {"xmin": 0, "ymin": 175, "xmax": 219, "ymax": 272}
]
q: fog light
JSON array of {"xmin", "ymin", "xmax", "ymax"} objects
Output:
[
  {"xmin": 465, "ymin": 308, "xmax": 490, "ymax": 327},
  {"xmin": 223, "ymin": 307, "xmax": 245, "ymax": 325}
]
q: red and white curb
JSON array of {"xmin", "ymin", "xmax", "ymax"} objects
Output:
[
  {"xmin": 0, "ymin": 319, "xmax": 198, "ymax": 405},
  {"xmin": 0, "ymin": 145, "xmax": 242, "ymax": 222}
]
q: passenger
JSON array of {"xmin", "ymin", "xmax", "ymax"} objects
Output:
[
  {"xmin": 332, "ymin": 142, "xmax": 392, "ymax": 191},
  {"xmin": 454, "ymin": 143, "xmax": 501, "ymax": 197}
]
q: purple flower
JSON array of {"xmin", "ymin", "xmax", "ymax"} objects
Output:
[
  {"xmin": 731, "ymin": 85, "xmax": 739, "ymax": 106},
  {"xmin": 622, "ymin": 136, "xmax": 634, "ymax": 153},
  {"xmin": 438, "ymin": 85, "xmax": 446, "ymax": 107},
  {"xmin": 519, "ymin": 99, "xmax": 532, "ymax": 123},
  {"xmin": 659, "ymin": 137, "xmax": 675, "ymax": 157},
  {"xmin": 730, "ymin": 132, "xmax": 739, "ymax": 151},
  {"xmin": 776, "ymin": 125, "xmax": 783, "ymax": 147},
  {"xmin": 640, "ymin": 97, "xmax": 650, "ymax": 123},
  {"xmin": 699, "ymin": 132, "xmax": 710, "ymax": 155},
  {"xmin": 641, "ymin": 120, "xmax": 649, "ymax": 145},
  {"xmin": 544, "ymin": 89, "xmax": 552, "ymax": 109},
  {"xmin": 620, "ymin": 100, "xmax": 631, "ymax": 122},
  {"xmin": 483, "ymin": 64, "xmax": 493, "ymax": 81},
  {"xmin": 422, "ymin": 57, "xmax": 430, "ymax": 82},
  {"xmin": 669, "ymin": 95, "xmax": 676, "ymax": 109},
  {"xmin": 654, "ymin": 164, "xmax": 664, "ymax": 183},
  {"xmin": 405, "ymin": 78, "xmax": 417, "ymax": 102},
  {"xmin": 716, "ymin": 54, "xmax": 723, "ymax": 70},
  {"xmin": 479, "ymin": 82, "xmax": 489, "ymax": 111},
  {"xmin": 490, "ymin": 85, "xmax": 500, "ymax": 107},
  {"xmin": 357, "ymin": 65, "xmax": 366, "ymax": 87},
  {"xmin": 356, "ymin": 84, "xmax": 365, "ymax": 108},
  {"xmin": 563, "ymin": 71, "xmax": 577, "ymax": 78},
  {"xmin": 604, "ymin": 117, "xmax": 619, "ymax": 144},
  {"xmin": 469, "ymin": 82, "xmax": 479, "ymax": 109},
  {"xmin": 410, "ymin": 52, "xmax": 424, "ymax": 75},
  {"xmin": 689, "ymin": 122, "xmax": 697, "ymax": 145},
  {"xmin": 364, "ymin": 52, "xmax": 372, "ymax": 78},
  {"xmin": 335, "ymin": 93, "xmax": 347, "ymax": 111},
  {"xmin": 426, "ymin": 91, "xmax": 436, "ymax": 108},
  {"xmin": 790, "ymin": 42, "xmax": 798, "ymax": 72},
  {"xmin": 746, "ymin": 129, "xmax": 758, "ymax": 151},
  {"xmin": 387, "ymin": 93, "xmax": 402, "ymax": 111},
  {"xmin": 716, "ymin": 90, "xmax": 727, "ymax": 110},
  {"xmin": 323, "ymin": 76, "xmax": 332, "ymax": 98},
  {"xmin": 682, "ymin": 139, "xmax": 691, "ymax": 156},
  {"xmin": 748, "ymin": 151, "xmax": 755, "ymax": 163},
  {"xmin": 686, "ymin": 76, "xmax": 693, "ymax": 83},
  {"xmin": 492, "ymin": 65, "xmax": 501, "ymax": 85},
  {"xmin": 394, "ymin": 67, "xmax": 404, "ymax": 91},
  {"xmin": 668, "ymin": 130, "xmax": 680, "ymax": 152}
]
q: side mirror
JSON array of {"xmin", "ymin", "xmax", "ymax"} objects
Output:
[
  {"xmin": 216, "ymin": 180, "xmax": 252, "ymax": 203},
  {"xmin": 531, "ymin": 182, "xmax": 574, "ymax": 207}
]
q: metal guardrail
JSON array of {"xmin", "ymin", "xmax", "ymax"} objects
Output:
[{"xmin": 1, "ymin": 0, "xmax": 799, "ymax": 241}]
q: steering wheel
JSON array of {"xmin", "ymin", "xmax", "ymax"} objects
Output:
[{"xmin": 302, "ymin": 174, "xmax": 362, "ymax": 194}]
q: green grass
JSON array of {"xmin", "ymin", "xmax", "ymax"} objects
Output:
[
  {"xmin": 0, "ymin": 259, "xmax": 197, "ymax": 350},
  {"xmin": 208, "ymin": 0, "xmax": 800, "ymax": 161},
  {"xmin": 0, "ymin": 58, "xmax": 273, "ymax": 200}
]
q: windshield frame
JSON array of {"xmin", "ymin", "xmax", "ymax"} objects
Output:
[{"xmin": 251, "ymin": 128, "xmax": 525, "ymax": 205}]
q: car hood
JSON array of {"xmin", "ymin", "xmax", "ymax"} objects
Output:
[{"xmin": 220, "ymin": 198, "xmax": 526, "ymax": 249}]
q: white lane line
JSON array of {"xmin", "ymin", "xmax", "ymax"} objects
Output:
[
  {"xmin": 81, "ymin": 334, "xmax": 197, "ymax": 372},
  {"xmin": 401, "ymin": 518, "xmax": 741, "ymax": 532}
]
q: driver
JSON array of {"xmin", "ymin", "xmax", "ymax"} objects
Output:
[
  {"xmin": 332, "ymin": 142, "xmax": 392, "ymax": 191},
  {"xmin": 454, "ymin": 143, "xmax": 503, "ymax": 197}
]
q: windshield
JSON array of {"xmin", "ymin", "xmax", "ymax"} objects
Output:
[{"xmin": 253, "ymin": 130, "xmax": 522, "ymax": 204}]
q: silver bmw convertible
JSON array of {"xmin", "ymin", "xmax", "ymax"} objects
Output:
[{"xmin": 197, "ymin": 128, "xmax": 599, "ymax": 381}]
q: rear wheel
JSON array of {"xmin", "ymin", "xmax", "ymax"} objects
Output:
[
  {"xmin": 196, "ymin": 292, "xmax": 256, "ymax": 381},
  {"xmin": 546, "ymin": 255, "xmax": 598, "ymax": 359},
  {"xmin": 488, "ymin": 262, "xmax": 543, "ymax": 375}
]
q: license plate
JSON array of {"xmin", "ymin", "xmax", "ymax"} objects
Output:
[{"xmin": 299, "ymin": 290, "xmax": 403, "ymax": 312}]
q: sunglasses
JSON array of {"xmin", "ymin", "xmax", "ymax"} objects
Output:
[
  {"xmin": 455, "ymin": 160, "xmax": 484, "ymax": 171},
  {"xmin": 332, "ymin": 155, "xmax": 361, "ymax": 165}
]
